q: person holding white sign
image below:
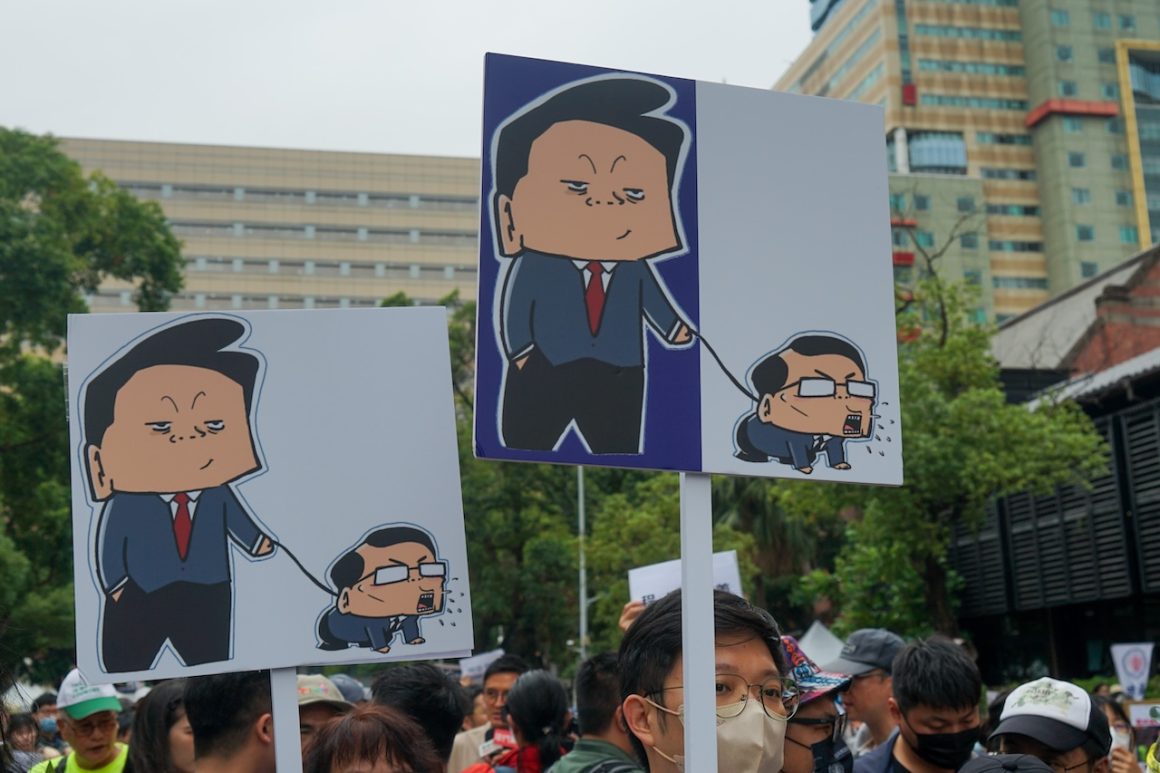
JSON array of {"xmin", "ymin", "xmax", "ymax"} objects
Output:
[{"xmin": 619, "ymin": 589, "xmax": 798, "ymax": 772}]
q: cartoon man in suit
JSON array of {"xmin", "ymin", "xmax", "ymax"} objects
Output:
[
  {"xmin": 82, "ymin": 317, "xmax": 275, "ymax": 672},
  {"xmin": 316, "ymin": 525, "xmax": 446, "ymax": 654},
  {"xmin": 734, "ymin": 334, "xmax": 876, "ymax": 474},
  {"xmin": 492, "ymin": 75, "xmax": 693, "ymax": 454}
]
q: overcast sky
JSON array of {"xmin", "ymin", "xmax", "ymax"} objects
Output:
[{"xmin": 1, "ymin": 0, "xmax": 812, "ymax": 158}]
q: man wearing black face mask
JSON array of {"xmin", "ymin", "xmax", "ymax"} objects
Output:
[
  {"xmin": 782, "ymin": 636, "xmax": 854, "ymax": 773},
  {"xmin": 855, "ymin": 637, "xmax": 982, "ymax": 773}
]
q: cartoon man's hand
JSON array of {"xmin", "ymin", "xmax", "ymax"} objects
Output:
[
  {"xmin": 797, "ymin": 466, "xmax": 814, "ymax": 475},
  {"xmin": 256, "ymin": 537, "xmax": 274, "ymax": 556},
  {"xmin": 111, "ymin": 589, "xmax": 124, "ymax": 603},
  {"xmin": 515, "ymin": 355, "xmax": 530, "ymax": 370},
  {"xmin": 834, "ymin": 463, "xmax": 851, "ymax": 470},
  {"xmin": 673, "ymin": 324, "xmax": 693, "ymax": 345}
]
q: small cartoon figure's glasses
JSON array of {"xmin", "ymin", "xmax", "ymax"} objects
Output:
[
  {"xmin": 784, "ymin": 378, "xmax": 876, "ymax": 399},
  {"xmin": 359, "ymin": 562, "xmax": 447, "ymax": 586}
]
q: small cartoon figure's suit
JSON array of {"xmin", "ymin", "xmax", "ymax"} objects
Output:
[
  {"xmin": 316, "ymin": 525, "xmax": 447, "ymax": 654},
  {"xmin": 83, "ymin": 318, "xmax": 274, "ymax": 672},
  {"xmin": 492, "ymin": 76, "xmax": 694, "ymax": 454},
  {"xmin": 735, "ymin": 334, "xmax": 876, "ymax": 474}
]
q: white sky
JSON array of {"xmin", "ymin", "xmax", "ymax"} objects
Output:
[{"xmin": 0, "ymin": 0, "xmax": 812, "ymax": 158}]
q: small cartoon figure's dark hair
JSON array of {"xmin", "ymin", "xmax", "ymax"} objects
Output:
[
  {"xmin": 83, "ymin": 318, "xmax": 260, "ymax": 448},
  {"xmin": 493, "ymin": 77, "xmax": 687, "ymax": 202},
  {"xmin": 750, "ymin": 335, "xmax": 867, "ymax": 398},
  {"xmin": 329, "ymin": 526, "xmax": 437, "ymax": 591}
]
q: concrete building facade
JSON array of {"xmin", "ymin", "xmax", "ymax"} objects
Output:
[
  {"xmin": 60, "ymin": 138, "xmax": 480, "ymax": 313},
  {"xmin": 780, "ymin": 0, "xmax": 1160, "ymax": 322}
]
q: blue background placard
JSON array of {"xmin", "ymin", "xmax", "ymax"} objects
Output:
[{"xmin": 474, "ymin": 53, "xmax": 702, "ymax": 471}]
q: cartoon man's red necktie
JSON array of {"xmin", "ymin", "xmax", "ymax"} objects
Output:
[
  {"xmin": 585, "ymin": 262, "xmax": 606, "ymax": 335},
  {"xmin": 173, "ymin": 492, "xmax": 192, "ymax": 560}
]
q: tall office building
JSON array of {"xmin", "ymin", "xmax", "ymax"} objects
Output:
[
  {"xmin": 60, "ymin": 138, "xmax": 480, "ymax": 314},
  {"xmin": 779, "ymin": 0, "xmax": 1160, "ymax": 322}
]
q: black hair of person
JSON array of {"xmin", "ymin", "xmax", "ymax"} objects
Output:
[
  {"xmin": 891, "ymin": 636, "xmax": 982, "ymax": 716},
  {"xmin": 575, "ymin": 652, "xmax": 623, "ymax": 736},
  {"xmin": 328, "ymin": 526, "xmax": 437, "ymax": 591},
  {"xmin": 503, "ymin": 670, "xmax": 570, "ymax": 770},
  {"xmin": 371, "ymin": 663, "xmax": 469, "ymax": 763},
  {"xmin": 484, "ymin": 654, "xmax": 531, "ymax": 684},
  {"xmin": 618, "ymin": 589, "xmax": 786, "ymax": 766},
  {"xmin": 183, "ymin": 670, "xmax": 271, "ymax": 759},
  {"xmin": 130, "ymin": 679, "xmax": 188, "ymax": 773},
  {"xmin": 750, "ymin": 335, "xmax": 867, "ymax": 398}
]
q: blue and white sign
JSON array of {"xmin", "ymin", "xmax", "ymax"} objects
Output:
[
  {"xmin": 474, "ymin": 53, "xmax": 902, "ymax": 485},
  {"xmin": 1112, "ymin": 642, "xmax": 1154, "ymax": 700}
]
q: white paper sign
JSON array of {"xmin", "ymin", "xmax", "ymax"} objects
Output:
[
  {"xmin": 1112, "ymin": 643, "xmax": 1154, "ymax": 700},
  {"xmin": 67, "ymin": 309, "xmax": 473, "ymax": 681},
  {"xmin": 628, "ymin": 550, "xmax": 742, "ymax": 604},
  {"xmin": 459, "ymin": 648, "xmax": 505, "ymax": 683}
]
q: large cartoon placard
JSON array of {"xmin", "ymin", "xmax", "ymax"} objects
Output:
[
  {"xmin": 68, "ymin": 309, "xmax": 474, "ymax": 680},
  {"xmin": 474, "ymin": 53, "xmax": 902, "ymax": 485}
]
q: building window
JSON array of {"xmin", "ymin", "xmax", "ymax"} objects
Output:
[
  {"xmin": 1069, "ymin": 152, "xmax": 1086, "ymax": 168},
  {"xmin": 1056, "ymin": 45, "xmax": 1072, "ymax": 62},
  {"xmin": 1098, "ymin": 48, "xmax": 1116, "ymax": 65},
  {"xmin": 1101, "ymin": 83, "xmax": 1119, "ymax": 99},
  {"xmin": 1059, "ymin": 81, "xmax": 1078, "ymax": 97},
  {"xmin": 1072, "ymin": 188, "xmax": 1092, "ymax": 204},
  {"xmin": 1116, "ymin": 190, "xmax": 1132, "ymax": 207},
  {"xmin": 1081, "ymin": 261, "xmax": 1098, "ymax": 278},
  {"xmin": 1120, "ymin": 15, "xmax": 1135, "ymax": 32},
  {"xmin": 339, "ymin": 298, "xmax": 351, "ymax": 309},
  {"xmin": 957, "ymin": 196, "xmax": 976, "ymax": 213},
  {"xmin": 357, "ymin": 192, "xmax": 368, "ymax": 207},
  {"xmin": 989, "ymin": 240, "xmax": 1044, "ymax": 252},
  {"xmin": 339, "ymin": 261, "xmax": 351, "ymax": 277},
  {"xmin": 231, "ymin": 294, "xmax": 243, "ymax": 309},
  {"xmin": 304, "ymin": 260, "xmax": 315, "ymax": 275},
  {"xmin": 1121, "ymin": 226, "xmax": 1139, "ymax": 244},
  {"xmin": 916, "ymin": 230, "xmax": 935, "ymax": 248},
  {"xmin": 1093, "ymin": 12, "xmax": 1111, "ymax": 30},
  {"xmin": 304, "ymin": 225, "xmax": 316, "ymax": 239},
  {"xmin": 305, "ymin": 190, "xmax": 316, "ymax": 204},
  {"xmin": 1107, "ymin": 118, "xmax": 1124, "ymax": 135},
  {"xmin": 894, "ymin": 265, "xmax": 913, "ymax": 284},
  {"xmin": 1050, "ymin": 9, "xmax": 1069, "ymax": 26},
  {"xmin": 357, "ymin": 227, "xmax": 368, "ymax": 241},
  {"xmin": 374, "ymin": 263, "xmax": 386, "ymax": 278},
  {"xmin": 268, "ymin": 296, "xmax": 280, "ymax": 310},
  {"xmin": 304, "ymin": 297, "xmax": 315, "ymax": 309},
  {"xmin": 964, "ymin": 269, "xmax": 982, "ymax": 285},
  {"xmin": 961, "ymin": 233, "xmax": 979, "ymax": 249},
  {"xmin": 409, "ymin": 265, "xmax": 421, "ymax": 279},
  {"xmin": 1063, "ymin": 117, "xmax": 1083, "ymax": 133},
  {"xmin": 993, "ymin": 276, "xmax": 1048, "ymax": 289},
  {"xmin": 892, "ymin": 228, "xmax": 909, "ymax": 247},
  {"xmin": 915, "ymin": 195, "xmax": 931, "ymax": 211},
  {"xmin": 908, "ymin": 131, "xmax": 968, "ymax": 173},
  {"xmin": 232, "ymin": 258, "xmax": 244, "ymax": 272},
  {"xmin": 1111, "ymin": 154, "xmax": 1128, "ymax": 170},
  {"xmin": 976, "ymin": 132, "xmax": 1032, "ymax": 145},
  {"xmin": 890, "ymin": 192, "xmax": 907, "ymax": 212},
  {"xmin": 982, "ymin": 168, "xmax": 1037, "ymax": 180},
  {"xmin": 268, "ymin": 259, "xmax": 279, "ymax": 274},
  {"xmin": 1076, "ymin": 225, "xmax": 1095, "ymax": 241}
]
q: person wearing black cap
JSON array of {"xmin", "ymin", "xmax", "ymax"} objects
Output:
[
  {"xmin": 854, "ymin": 637, "xmax": 982, "ymax": 773},
  {"xmin": 989, "ymin": 678, "xmax": 1112, "ymax": 773},
  {"xmin": 824, "ymin": 629, "xmax": 905, "ymax": 757}
]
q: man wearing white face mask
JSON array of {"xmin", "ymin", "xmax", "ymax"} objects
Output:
[{"xmin": 618, "ymin": 589, "xmax": 800, "ymax": 773}]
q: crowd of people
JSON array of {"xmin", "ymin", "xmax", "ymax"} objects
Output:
[{"xmin": 2, "ymin": 589, "xmax": 1158, "ymax": 773}]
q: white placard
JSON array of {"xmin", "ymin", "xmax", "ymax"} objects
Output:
[
  {"xmin": 67, "ymin": 309, "xmax": 473, "ymax": 680},
  {"xmin": 459, "ymin": 649, "xmax": 505, "ymax": 683},
  {"xmin": 1112, "ymin": 643, "xmax": 1154, "ymax": 701},
  {"xmin": 628, "ymin": 550, "xmax": 742, "ymax": 605}
]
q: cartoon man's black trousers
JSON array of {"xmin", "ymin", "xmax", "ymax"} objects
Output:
[{"xmin": 102, "ymin": 580, "xmax": 230, "ymax": 672}]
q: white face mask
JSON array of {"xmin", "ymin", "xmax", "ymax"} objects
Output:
[{"xmin": 645, "ymin": 697, "xmax": 788, "ymax": 773}]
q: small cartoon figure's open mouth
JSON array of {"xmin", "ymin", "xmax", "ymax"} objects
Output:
[
  {"xmin": 616, "ymin": 229, "xmax": 632, "ymax": 240},
  {"xmin": 416, "ymin": 592, "xmax": 435, "ymax": 613},
  {"xmin": 842, "ymin": 414, "xmax": 862, "ymax": 436}
]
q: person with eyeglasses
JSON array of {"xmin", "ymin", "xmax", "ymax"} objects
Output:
[
  {"xmin": 855, "ymin": 637, "xmax": 983, "ymax": 773},
  {"xmin": 448, "ymin": 655, "xmax": 530, "ymax": 773},
  {"xmin": 781, "ymin": 636, "xmax": 854, "ymax": 773},
  {"xmin": 734, "ymin": 334, "xmax": 877, "ymax": 475},
  {"xmin": 989, "ymin": 678, "xmax": 1112, "ymax": 773},
  {"xmin": 619, "ymin": 589, "xmax": 797, "ymax": 773},
  {"xmin": 316, "ymin": 525, "xmax": 449, "ymax": 655},
  {"xmin": 823, "ymin": 629, "xmax": 905, "ymax": 758},
  {"xmin": 28, "ymin": 670, "xmax": 129, "ymax": 773}
]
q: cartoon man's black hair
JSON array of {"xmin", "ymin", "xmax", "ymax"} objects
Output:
[
  {"xmin": 327, "ymin": 526, "xmax": 438, "ymax": 591},
  {"xmin": 750, "ymin": 335, "xmax": 866, "ymax": 398}
]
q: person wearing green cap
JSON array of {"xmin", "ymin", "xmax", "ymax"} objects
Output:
[{"xmin": 28, "ymin": 670, "xmax": 128, "ymax": 773}]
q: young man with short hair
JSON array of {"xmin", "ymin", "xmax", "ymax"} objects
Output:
[
  {"xmin": 183, "ymin": 670, "xmax": 275, "ymax": 773},
  {"xmin": 447, "ymin": 654, "xmax": 530, "ymax": 772},
  {"xmin": 823, "ymin": 628, "xmax": 905, "ymax": 757},
  {"xmin": 989, "ymin": 678, "xmax": 1111, "ymax": 773},
  {"xmin": 619, "ymin": 589, "xmax": 795, "ymax": 773},
  {"xmin": 548, "ymin": 652, "xmax": 643, "ymax": 773},
  {"xmin": 28, "ymin": 670, "xmax": 127, "ymax": 773},
  {"xmin": 372, "ymin": 663, "xmax": 469, "ymax": 765},
  {"xmin": 855, "ymin": 637, "xmax": 982, "ymax": 773}
]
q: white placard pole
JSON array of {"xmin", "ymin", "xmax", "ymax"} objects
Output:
[
  {"xmin": 270, "ymin": 667, "xmax": 302, "ymax": 771},
  {"xmin": 680, "ymin": 472, "xmax": 717, "ymax": 771}
]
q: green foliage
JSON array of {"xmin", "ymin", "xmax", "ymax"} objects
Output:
[
  {"xmin": 0, "ymin": 128, "xmax": 184, "ymax": 680},
  {"xmin": 782, "ymin": 280, "xmax": 1107, "ymax": 637}
]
